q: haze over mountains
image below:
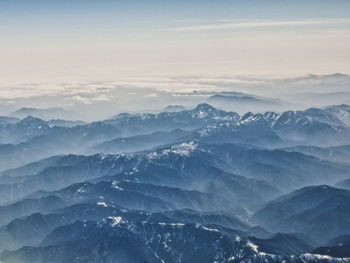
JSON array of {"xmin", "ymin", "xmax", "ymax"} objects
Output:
[
  {"xmin": 0, "ymin": 88, "xmax": 350, "ymax": 262},
  {"xmin": 2, "ymin": 0, "xmax": 350, "ymax": 260},
  {"xmin": 1, "ymin": 73, "xmax": 350, "ymax": 121}
]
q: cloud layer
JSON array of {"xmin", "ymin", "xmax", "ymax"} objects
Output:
[
  {"xmin": 171, "ymin": 19, "xmax": 350, "ymax": 31},
  {"xmin": 1, "ymin": 74, "xmax": 350, "ymax": 121}
]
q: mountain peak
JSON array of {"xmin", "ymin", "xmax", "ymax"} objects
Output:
[
  {"xmin": 20, "ymin": 115, "xmax": 46, "ymax": 123},
  {"xmin": 298, "ymin": 184, "xmax": 344, "ymax": 195},
  {"xmin": 14, "ymin": 107, "xmax": 37, "ymax": 112},
  {"xmin": 194, "ymin": 103, "xmax": 217, "ymax": 113}
]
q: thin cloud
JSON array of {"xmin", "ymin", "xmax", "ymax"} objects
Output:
[
  {"xmin": 144, "ymin": 93, "xmax": 159, "ymax": 98},
  {"xmin": 171, "ymin": 19, "xmax": 350, "ymax": 32}
]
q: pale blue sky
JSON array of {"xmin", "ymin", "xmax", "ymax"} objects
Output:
[{"xmin": 1, "ymin": 0, "xmax": 350, "ymax": 83}]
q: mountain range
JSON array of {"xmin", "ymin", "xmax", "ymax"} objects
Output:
[{"xmin": 0, "ymin": 103, "xmax": 349, "ymax": 262}]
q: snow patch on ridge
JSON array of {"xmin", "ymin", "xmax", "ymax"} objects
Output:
[
  {"xmin": 108, "ymin": 216, "xmax": 123, "ymax": 227},
  {"xmin": 111, "ymin": 181, "xmax": 124, "ymax": 190},
  {"xmin": 97, "ymin": 201, "xmax": 108, "ymax": 207},
  {"xmin": 148, "ymin": 141, "xmax": 198, "ymax": 159}
]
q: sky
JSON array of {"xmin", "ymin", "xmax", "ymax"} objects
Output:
[{"xmin": 0, "ymin": 0, "xmax": 350, "ymax": 84}]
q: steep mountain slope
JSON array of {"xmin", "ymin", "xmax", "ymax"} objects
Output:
[
  {"xmin": 195, "ymin": 144, "xmax": 350, "ymax": 191},
  {"xmin": 0, "ymin": 202, "xmax": 252, "ymax": 252},
  {"xmin": 0, "ymin": 196, "xmax": 65, "ymax": 226},
  {"xmin": 247, "ymin": 233, "xmax": 314, "ymax": 256},
  {"xmin": 312, "ymin": 235, "xmax": 350, "ymax": 257},
  {"xmin": 0, "ymin": 120, "xmax": 121, "ymax": 171},
  {"xmin": 90, "ymin": 128, "xmax": 195, "ymax": 154},
  {"xmin": 105, "ymin": 103, "xmax": 240, "ymax": 135},
  {"xmin": 0, "ymin": 204, "xmax": 172, "ymax": 251},
  {"xmin": 324, "ymin": 104, "xmax": 350, "ymax": 126},
  {"xmin": 240, "ymin": 108, "xmax": 350, "ymax": 145},
  {"xmin": 1, "ymin": 218, "xmax": 349, "ymax": 263},
  {"xmin": 335, "ymin": 177, "xmax": 350, "ymax": 190},
  {"xmin": 282, "ymin": 145, "xmax": 350, "ymax": 164},
  {"xmin": 251, "ymin": 186, "xmax": 350, "ymax": 241},
  {"xmin": 1, "ymin": 141, "xmax": 349, "ymax": 205}
]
